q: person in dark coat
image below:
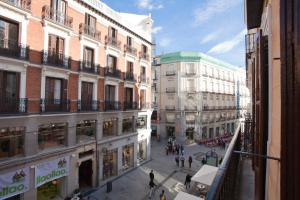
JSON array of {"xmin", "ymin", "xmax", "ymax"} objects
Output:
[
  {"xmin": 185, "ymin": 174, "xmax": 192, "ymax": 189},
  {"xmin": 149, "ymin": 170, "xmax": 154, "ymax": 182},
  {"xmin": 149, "ymin": 179, "xmax": 156, "ymax": 199},
  {"xmin": 180, "ymin": 156, "xmax": 185, "ymax": 167},
  {"xmin": 188, "ymin": 156, "xmax": 193, "ymax": 168},
  {"xmin": 175, "ymin": 155, "xmax": 179, "ymax": 167}
]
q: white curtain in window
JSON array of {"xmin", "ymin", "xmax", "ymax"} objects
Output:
[{"xmin": 54, "ymin": 79, "xmax": 61, "ymax": 100}]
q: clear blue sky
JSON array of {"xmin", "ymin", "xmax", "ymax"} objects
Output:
[{"xmin": 101, "ymin": 0, "xmax": 246, "ymax": 67}]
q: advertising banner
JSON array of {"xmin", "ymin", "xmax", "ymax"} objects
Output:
[
  {"xmin": 35, "ymin": 156, "xmax": 69, "ymax": 188},
  {"xmin": 0, "ymin": 167, "xmax": 30, "ymax": 200}
]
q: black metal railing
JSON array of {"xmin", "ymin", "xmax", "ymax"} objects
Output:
[
  {"xmin": 40, "ymin": 98, "xmax": 70, "ymax": 112},
  {"xmin": 123, "ymin": 101, "xmax": 138, "ymax": 110},
  {"xmin": 124, "ymin": 72, "xmax": 136, "ymax": 82},
  {"xmin": 104, "ymin": 67, "xmax": 121, "ymax": 79},
  {"xmin": 1, "ymin": 0, "xmax": 31, "ymax": 11},
  {"xmin": 166, "ymin": 71, "xmax": 176, "ymax": 76},
  {"xmin": 184, "ymin": 105, "xmax": 197, "ymax": 111},
  {"xmin": 105, "ymin": 35, "xmax": 121, "ymax": 49},
  {"xmin": 77, "ymin": 100, "xmax": 99, "ymax": 111},
  {"xmin": 42, "ymin": 5, "xmax": 73, "ymax": 28},
  {"xmin": 104, "ymin": 101, "xmax": 120, "ymax": 111},
  {"xmin": 139, "ymin": 102, "xmax": 151, "ymax": 110},
  {"xmin": 41, "ymin": 51, "xmax": 70, "ymax": 69},
  {"xmin": 139, "ymin": 52, "xmax": 149, "ymax": 61},
  {"xmin": 206, "ymin": 123, "xmax": 242, "ymax": 200},
  {"xmin": 138, "ymin": 75, "xmax": 149, "ymax": 84},
  {"xmin": 124, "ymin": 44, "xmax": 137, "ymax": 56},
  {"xmin": 79, "ymin": 23, "xmax": 101, "ymax": 41},
  {"xmin": 0, "ymin": 97, "xmax": 27, "ymax": 114},
  {"xmin": 79, "ymin": 61, "xmax": 100, "ymax": 74},
  {"xmin": 0, "ymin": 39, "xmax": 29, "ymax": 60}
]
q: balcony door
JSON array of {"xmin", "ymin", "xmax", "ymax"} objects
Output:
[
  {"xmin": 51, "ymin": 0, "xmax": 67, "ymax": 23},
  {"xmin": 107, "ymin": 55, "xmax": 117, "ymax": 72},
  {"xmin": 81, "ymin": 82, "xmax": 93, "ymax": 110},
  {"xmin": 83, "ymin": 47, "xmax": 94, "ymax": 68},
  {"xmin": 48, "ymin": 35, "xmax": 64, "ymax": 62},
  {"xmin": 0, "ymin": 71, "xmax": 20, "ymax": 113},
  {"xmin": 45, "ymin": 77, "xmax": 67, "ymax": 111},
  {"xmin": 0, "ymin": 18, "xmax": 19, "ymax": 49},
  {"xmin": 105, "ymin": 85, "xmax": 115, "ymax": 102},
  {"xmin": 125, "ymin": 88, "xmax": 133, "ymax": 103},
  {"xmin": 140, "ymin": 89, "xmax": 146, "ymax": 108},
  {"xmin": 108, "ymin": 27, "xmax": 117, "ymax": 39},
  {"xmin": 85, "ymin": 14, "xmax": 96, "ymax": 34}
]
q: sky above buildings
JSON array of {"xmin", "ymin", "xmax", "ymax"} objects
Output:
[{"xmin": 101, "ymin": 0, "xmax": 246, "ymax": 67}]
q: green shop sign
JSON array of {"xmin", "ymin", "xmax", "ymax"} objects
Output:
[
  {"xmin": 35, "ymin": 157, "xmax": 69, "ymax": 188},
  {"xmin": 0, "ymin": 168, "xmax": 30, "ymax": 200}
]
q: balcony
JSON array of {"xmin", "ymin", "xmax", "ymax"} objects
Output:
[
  {"xmin": 104, "ymin": 67, "xmax": 121, "ymax": 79},
  {"xmin": 41, "ymin": 51, "xmax": 70, "ymax": 69},
  {"xmin": 124, "ymin": 72, "xmax": 136, "ymax": 82},
  {"xmin": 139, "ymin": 52, "xmax": 150, "ymax": 61},
  {"xmin": 79, "ymin": 23, "xmax": 101, "ymax": 41},
  {"xmin": 79, "ymin": 61, "xmax": 100, "ymax": 74},
  {"xmin": 40, "ymin": 98, "xmax": 70, "ymax": 113},
  {"xmin": 104, "ymin": 101, "xmax": 121, "ymax": 111},
  {"xmin": 138, "ymin": 75, "xmax": 149, "ymax": 84},
  {"xmin": 0, "ymin": 39, "xmax": 29, "ymax": 60},
  {"xmin": 165, "ymin": 105, "xmax": 175, "ymax": 111},
  {"xmin": 139, "ymin": 102, "xmax": 151, "ymax": 110},
  {"xmin": 105, "ymin": 35, "xmax": 121, "ymax": 49},
  {"xmin": 0, "ymin": 97, "xmax": 27, "ymax": 115},
  {"xmin": 123, "ymin": 101, "xmax": 138, "ymax": 110},
  {"xmin": 166, "ymin": 87, "xmax": 176, "ymax": 93},
  {"xmin": 245, "ymin": 33, "xmax": 257, "ymax": 55},
  {"xmin": 166, "ymin": 71, "xmax": 176, "ymax": 76},
  {"xmin": 124, "ymin": 44, "xmax": 137, "ymax": 56},
  {"xmin": 77, "ymin": 100, "xmax": 99, "ymax": 112},
  {"xmin": 42, "ymin": 5, "xmax": 73, "ymax": 29},
  {"xmin": 184, "ymin": 105, "xmax": 197, "ymax": 111},
  {"xmin": 1, "ymin": 0, "xmax": 31, "ymax": 11},
  {"xmin": 205, "ymin": 122, "xmax": 254, "ymax": 200}
]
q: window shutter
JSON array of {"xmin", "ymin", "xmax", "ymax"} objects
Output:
[
  {"xmin": 62, "ymin": 79, "xmax": 68, "ymax": 100},
  {"xmin": 58, "ymin": 37, "xmax": 64, "ymax": 54},
  {"xmin": 45, "ymin": 78, "xmax": 55, "ymax": 99},
  {"xmin": 48, "ymin": 35, "xmax": 56, "ymax": 54}
]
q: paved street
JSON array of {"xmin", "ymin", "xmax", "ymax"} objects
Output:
[{"xmin": 88, "ymin": 139, "xmax": 226, "ymax": 200}]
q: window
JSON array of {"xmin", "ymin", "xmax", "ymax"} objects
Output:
[
  {"xmin": 109, "ymin": 27, "xmax": 117, "ymax": 38},
  {"xmin": 0, "ymin": 127, "xmax": 24, "ymax": 159},
  {"xmin": 127, "ymin": 61, "xmax": 133, "ymax": 73},
  {"xmin": 142, "ymin": 44, "xmax": 147, "ymax": 54},
  {"xmin": 107, "ymin": 55, "xmax": 117, "ymax": 71},
  {"xmin": 127, "ymin": 36, "xmax": 133, "ymax": 46},
  {"xmin": 137, "ymin": 116, "xmax": 147, "ymax": 129},
  {"xmin": 85, "ymin": 14, "xmax": 96, "ymax": 30},
  {"xmin": 122, "ymin": 118, "xmax": 133, "ymax": 133},
  {"xmin": 105, "ymin": 85, "xmax": 115, "ymax": 101},
  {"xmin": 103, "ymin": 119, "xmax": 117, "ymax": 137},
  {"xmin": 76, "ymin": 120, "xmax": 96, "ymax": 143},
  {"xmin": 83, "ymin": 47, "xmax": 94, "ymax": 67},
  {"xmin": 38, "ymin": 123, "xmax": 67, "ymax": 150},
  {"xmin": 81, "ymin": 82, "xmax": 93, "ymax": 110},
  {"xmin": 0, "ymin": 17, "xmax": 19, "ymax": 46},
  {"xmin": 48, "ymin": 34, "xmax": 64, "ymax": 55},
  {"xmin": 45, "ymin": 77, "xmax": 62, "ymax": 100}
]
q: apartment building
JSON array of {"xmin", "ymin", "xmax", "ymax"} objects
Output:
[
  {"xmin": 0, "ymin": 0, "xmax": 152, "ymax": 199},
  {"xmin": 152, "ymin": 52, "xmax": 249, "ymax": 143},
  {"xmin": 245, "ymin": 0, "xmax": 300, "ymax": 199}
]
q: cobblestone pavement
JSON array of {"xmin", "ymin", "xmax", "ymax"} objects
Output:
[{"xmin": 88, "ymin": 139, "xmax": 226, "ymax": 200}]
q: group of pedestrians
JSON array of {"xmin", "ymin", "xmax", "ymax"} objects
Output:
[
  {"xmin": 165, "ymin": 138, "xmax": 185, "ymax": 156},
  {"xmin": 175, "ymin": 155, "xmax": 193, "ymax": 168}
]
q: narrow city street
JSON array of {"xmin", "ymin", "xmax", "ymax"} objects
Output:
[{"xmin": 88, "ymin": 140, "xmax": 226, "ymax": 200}]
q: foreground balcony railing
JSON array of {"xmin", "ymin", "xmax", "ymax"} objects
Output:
[
  {"xmin": 1, "ymin": 0, "xmax": 31, "ymax": 11},
  {"xmin": 124, "ymin": 44, "xmax": 137, "ymax": 56},
  {"xmin": 206, "ymin": 123, "xmax": 243, "ymax": 200},
  {"xmin": 77, "ymin": 100, "xmax": 99, "ymax": 111},
  {"xmin": 123, "ymin": 101, "xmax": 138, "ymax": 110},
  {"xmin": 42, "ymin": 5, "xmax": 73, "ymax": 28},
  {"xmin": 0, "ymin": 39, "xmax": 29, "ymax": 60},
  {"xmin": 41, "ymin": 51, "xmax": 70, "ymax": 69},
  {"xmin": 104, "ymin": 67, "xmax": 121, "ymax": 79},
  {"xmin": 79, "ymin": 23, "xmax": 101, "ymax": 41},
  {"xmin": 79, "ymin": 61, "xmax": 100, "ymax": 74},
  {"xmin": 104, "ymin": 101, "xmax": 121, "ymax": 111},
  {"xmin": 105, "ymin": 35, "xmax": 121, "ymax": 49},
  {"xmin": 0, "ymin": 97, "xmax": 27, "ymax": 115},
  {"xmin": 40, "ymin": 98, "xmax": 70, "ymax": 112}
]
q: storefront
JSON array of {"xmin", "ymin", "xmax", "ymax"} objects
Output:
[
  {"xmin": 122, "ymin": 144, "xmax": 134, "ymax": 171},
  {"xmin": 35, "ymin": 157, "xmax": 69, "ymax": 200},
  {"xmin": 137, "ymin": 140, "xmax": 147, "ymax": 162},
  {"xmin": 103, "ymin": 149, "xmax": 118, "ymax": 180},
  {"xmin": 76, "ymin": 120, "xmax": 96, "ymax": 143},
  {"xmin": 0, "ymin": 167, "xmax": 30, "ymax": 200},
  {"xmin": 166, "ymin": 126, "xmax": 175, "ymax": 138},
  {"xmin": 185, "ymin": 128, "xmax": 194, "ymax": 140}
]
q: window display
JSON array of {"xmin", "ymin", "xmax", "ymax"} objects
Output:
[
  {"xmin": 103, "ymin": 149, "xmax": 117, "ymax": 180},
  {"xmin": 37, "ymin": 178, "xmax": 64, "ymax": 200},
  {"xmin": 38, "ymin": 123, "xmax": 67, "ymax": 150},
  {"xmin": 122, "ymin": 144, "xmax": 134, "ymax": 170},
  {"xmin": 138, "ymin": 140, "xmax": 147, "ymax": 162},
  {"xmin": 0, "ymin": 127, "xmax": 24, "ymax": 159},
  {"xmin": 76, "ymin": 120, "xmax": 96, "ymax": 143}
]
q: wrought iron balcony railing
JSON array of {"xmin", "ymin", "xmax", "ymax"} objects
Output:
[
  {"xmin": 139, "ymin": 52, "xmax": 150, "ymax": 61},
  {"xmin": 166, "ymin": 71, "xmax": 176, "ymax": 76},
  {"xmin": 105, "ymin": 35, "xmax": 121, "ymax": 49},
  {"xmin": 165, "ymin": 105, "xmax": 175, "ymax": 110},
  {"xmin": 104, "ymin": 101, "xmax": 121, "ymax": 111},
  {"xmin": 79, "ymin": 23, "xmax": 101, "ymax": 41},
  {"xmin": 139, "ymin": 102, "xmax": 151, "ymax": 110},
  {"xmin": 0, "ymin": 39, "xmax": 29, "ymax": 60},
  {"xmin": 124, "ymin": 44, "xmax": 137, "ymax": 56},
  {"xmin": 104, "ymin": 67, "xmax": 121, "ymax": 79},
  {"xmin": 184, "ymin": 105, "xmax": 197, "ymax": 111},
  {"xmin": 0, "ymin": 97, "xmax": 27, "ymax": 115},
  {"xmin": 41, "ymin": 51, "xmax": 70, "ymax": 69},
  {"xmin": 79, "ymin": 60, "xmax": 100, "ymax": 74},
  {"xmin": 138, "ymin": 75, "xmax": 149, "ymax": 84},
  {"xmin": 1, "ymin": 0, "xmax": 31, "ymax": 11},
  {"xmin": 40, "ymin": 98, "xmax": 70, "ymax": 112},
  {"xmin": 124, "ymin": 72, "xmax": 136, "ymax": 82},
  {"xmin": 42, "ymin": 5, "xmax": 73, "ymax": 28},
  {"xmin": 77, "ymin": 100, "xmax": 99, "ymax": 111},
  {"xmin": 123, "ymin": 101, "xmax": 138, "ymax": 110}
]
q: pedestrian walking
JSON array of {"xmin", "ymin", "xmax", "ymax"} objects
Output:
[
  {"xmin": 184, "ymin": 174, "xmax": 192, "ymax": 189},
  {"xmin": 180, "ymin": 145, "xmax": 184, "ymax": 155},
  {"xmin": 149, "ymin": 179, "xmax": 156, "ymax": 199},
  {"xmin": 176, "ymin": 145, "xmax": 179, "ymax": 155},
  {"xmin": 149, "ymin": 170, "xmax": 154, "ymax": 182},
  {"xmin": 219, "ymin": 157, "xmax": 223, "ymax": 165},
  {"xmin": 160, "ymin": 190, "xmax": 166, "ymax": 200},
  {"xmin": 175, "ymin": 155, "xmax": 179, "ymax": 167},
  {"xmin": 188, "ymin": 156, "xmax": 193, "ymax": 168},
  {"xmin": 201, "ymin": 157, "xmax": 207, "ymax": 165},
  {"xmin": 180, "ymin": 156, "xmax": 185, "ymax": 167}
]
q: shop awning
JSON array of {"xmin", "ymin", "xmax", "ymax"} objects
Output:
[
  {"xmin": 174, "ymin": 191, "xmax": 203, "ymax": 200},
  {"xmin": 166, "ymin": 113, "xmax": 175, "ymax": 123},
  {"xmin": 191, "ymin": 164, "xmax": 218, "ymax": 186}
]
